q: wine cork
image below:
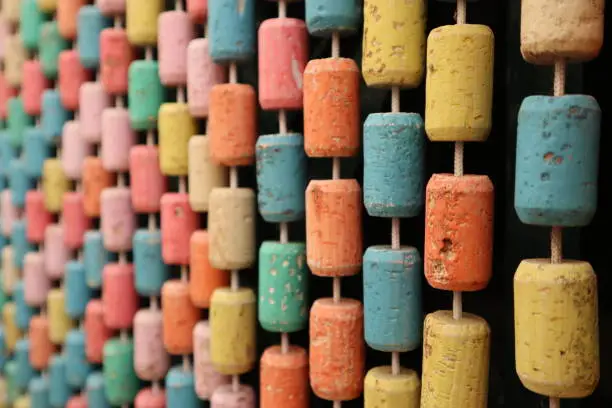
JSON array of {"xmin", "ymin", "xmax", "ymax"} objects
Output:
[
  {"xmin": 58, "ymin": 49, "xmax": 92, "ymax": 111},
  {"xmin": 49, "ymin": 354, "xmax": 71, "ymax": 407},
  {"xmin": 41, "ymin": 90, "xmax": 70, "ymax": 142},
  {"xmin": 193, "ymin": 321, "xmax": 230, "ymax": 400},
  {"xmin": 364, "ymin": 366, "xmax": 420, "ymax": 408},
  {"xmin": 158, "ymin": 102, "xmax": 196, "ymax": 176},
  {"xmin": 0, "ymin": 73, "xmax": 17, "ymax": 119},
  {"xmin": 23, "ymin": 127, "xmax": 51, "ymax": 179},
  {"xmin": 29, "ymin": 375, "xmax": 50, "ymax": 408},
  {"xmin": 12, "ymin": 220, "xmax": 35, "ymax": 271},
  {"xmin": 58, "ymin": 0, "xmax": 88, "ymax": 40},
  {"xmin": 62, "ymin": 192, "xmax": 91, "ymax": 249},
  {"xmin": 189, "ymin": 230, "xmax": 228, "ymax": 309},
  {"xmin": 101, "ymin": 107, "xmax": 136, "ymax": 172},
  {"xmin": 188, "ymin": 135, "xmax": 228, "ymax": 212},
  {"xmin": 23, "ymin": 252, "xmax": 50, "ymax": 306},
  {"xmin": 14, "ymin": 281, "xmax": 36, "ymax": 330},
  {"xmin": 47, "ymin": 288, "xmax": 75, "ymax": 345},
  {"xmin": 303, "ymin": 58, "xmax": 360, "ymax": 157},
  {"xmin": 186, "ymin": 0, "xmax": 207, "ymax": 23},
  {"xmin": 305, "ymin": 0, "xmax": 360, "ymax": 36},
  {"xmin": 102, "ymin": 263, "xmax": 138, "ymax": 330},
  {"xmin": 43, "ymin": 224, "xmax": 71, "ymax": 280},
  {"xmin": 210, "ymin": 384, "xmax": 256, "ymax": 408},
  {"xmin": 21, "ymin": 60, "xmax": 50, "ymax": 116},
  {"xmin": 77, "ymin": 7, "xmax": 113, "ymax": 68},
  {"xmin": 14, "ymin": 396, "xmax": 31, "ymax": 408},
  {"xmin": 65, "ymin": 329, "xmax": 92, "ymax": 388},
  {"xmin": 126, "ymin": 0, "xmax": 164, "ymax": 46},
  {"xmin": 207, "ymin": 0, "xmax": 255, "ymax": 62},
  {"xmin": 101, "ymin": 187, "xmax": 135, "ymax": 252},
  {"xmin": 84, "ymin": 299, "xmax": 113, "ymax": 364},
  {"xmin": 514, "ymin": 259, "xmax": 599, "ymax": 398},
  {"xmin": 420, "ymin": 311, "xmax": 490, "ymax": 408},
  {"xmin": 65, "ymin": 261, "xmax": 91, "ymax": 319},
  {"xmin": 86, "ymin": 371, "xmax": 111, "ymax": 408},
  {"xmin": 162, "ymin": 280, "xmax": 200, "ymax": 355},
  {"xmin": 1, "ymin": 247, "xmax": 18, "ymax": 295},
  {"xmin": 7, "ymin": 97, "xmax": 34, "ymax": 148},
  {"xmin": 128, "ymin": 60, "xmax": 164, "ymax": 130},
  {"xmin": 135, "ymin": 388, "xmax": 166, "ymax": 408},
  {"xmin": 166, "ymin": 366, "xmax": 199, "ymax": 408},
  {"xmin": 134, "ymin": 308, "xmax": 170, "ymax": 381},
  {"xmin": 260, "ymin": 345, "xmax": 309, "ymax": 408},
  {"xmin": 29, "ymin": 315, "xmax": 56, "ymax": 370},
  {"xmin": 2, "ymin": 302, "xmax": 21, "ymax": 352},
  {"xmin": 187, "ymin": 39, "xmax": 227, "ymax": 118},
  {"xmin": 1, "ymin": 0, "xmax": 22, "ymax": 24},
  {"xmin": 83, "ymin": 157, "xmax": 116, "ymax": 217},
  {"xmin": 39, "ymin": 22, "xmax": 70, "ymax": 79},
  {"xmin": 129, "ymin": 145, "xmax": 167, "ymax": 213},
  {"xmin": 66, "ymin": 395, "xmax": 87, "ymax": 408},
  {"xmin": 158, "ymin": 10, "xmax": 194, "ymax": 87},
  {"xmin": 3, "ymin": 35, "xmax": 27, "ymax": 87},
  {"xmin": 15, "ymin": 338, "xmax": 36, "ymax": 389},
  {"xmin": 79, "ymin": 82, "xmax": 111, "ymax": 143},
  {"xmin": 84, "ymin": 230, "xmax": 116, "ymax": 289},
  {"xmin": 10, "ymin": 160, "xmax": 34, "ymax": 209},
  {"xmin": 133, "ymin": 229, "xmax": 169, "ymax": 296},
  {"xmin": 103, "ymin": 338, "xmax": 140, "ymax": 405},
  {"xmin": 97, "ymin": 0, "xmax": 126, "ymax": 15},
  {"xmin": 100, "ymin": 28, "xmax": 134, "ymax": 95},
  {"xmin": 20, "ymin": 0, "xmax": 47, "ymax": 51},
  {"xmin": 1, "ymin": 190, "xmax": 17, "ymax": 236},
  {"xmin": 43, "ymin": 158, "xmax": 70, "ymax": 213},
  {"xmin": 160, "ymin": 193, "xmax": 199, "ymax": 265},
  {"xmin": 306, "ymin": 179, "xmax": 362, "ymax": 277}
]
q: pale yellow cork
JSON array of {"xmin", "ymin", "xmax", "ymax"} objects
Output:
[
  {"xmin": 158, "ymin": 102, "xmax": 197, "ymax": 176},
  {"xmin": 365, "ymin": 366, "xmax": 421, "ymax": 408},
  {"xmin": 188, "ymin": 136, "xmax": 228, "ymax": 212},
  {"xmin": 43, "ymin": 158, "xmax": 71, "ymax": 213},
  {"xmin": 126, "ymin": 0, "xmax": 164, "ymax": 47},
  {"xmin": 47, "ymin": 288, "xmax": 75, "ymax": 345},
  {"xmin": 2, "ymin": 302, "xmax": 21, "ymax": 352},
  {"xmin": 3, "ymin": 34, "xmax": 27, "ymax": 87}
]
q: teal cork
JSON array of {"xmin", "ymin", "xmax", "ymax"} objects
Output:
[
  {"xmin": 306, "ymin": 0, "xmax": 360, "ymax": 37},
  {"xmin": 86, "ymin": 371, "xmax": 111, "ymax": 408},
  {"xmin": 9, "ymin": 159, "xmax": 33, "ymax": 208},
  {"xmin": 49, "ymin": 354, "xmax": 71, "ymax": 408},
  {"xmin": 23, "ymin": 127, "xmax": 51, "ymax": 179},
  {"xmin": 363, "ymin": 246, "xmax": 423, "ymax": 352},
  {"xmin": 258, "ymin": 241, "xmax": 308, "ymax": 333},
  {"xmin": 41, "ymin": 90, "xmax": 71, "ymax": 143},
  {"xmin": 208, "ymin": 0, "xmax": 255, "ymax": 62},
  {"xmin": 515, "ymin": 95, "xmax": 601, "ymax": 226},
  {"xmin": 65, "ymin": 261, "xmax": 92, "ymax": 319},
  {"xmin": 256, "ymin": 133, "xmax": 307, "ymax": 223},
  {"xmin": 5, "ymin": 360, "xmax": 20, "ymax": 404},
  {"xmin": 29, "ymin": 375, "xmax": 51, "ymax": 408},
  {"xmin": 364, "ymin": 113, "xmax": 425, "ymax": 218},
  {"xmin": 166, "ymin": 366, "xmax": 199, "ymax": 408},
  {"xmin": 76, "ymin": 6, "xmax": 112, "ymax": 69},
  {"xmin": 0, "ymin": 328, "xmax": 6, "ymax": 371},
  {"xmin": 39, "ymin": 21, "xmax": 70, "ymax": 79},
  {"xmin": 7, "ymin": 97, "xmax": 34, "ymax": 148},
  {"xmin": 0, "ymin": 130, "xmax": 18, "ymax": 176},
  {"xmin": 128, "ymin": 60, "xmax": 165, "ymax": 131},
  {"xmin": 14, "ymin": 338, "xmax": 36, "ymax": 389},
  {"xmin": 84, "ymin": 230, "xmax": 116, "ymax": 289},
  {"xmin": 13, "ymin": 280, "xmax": 35, "ymax": 330},
  {"xmin": 20, "ymin": 0, "xmax": 48, "ymax": 51},
  {"xmin": 65, "ymin": 329, "xmax": 92, "ymax": 389},
  {"xmin": 133, "ymin": 229, "xmax": 169, "ymax": 297},
  {"xmin": 103, "ymin": 337, "xmax": 140, "ymax": 405},
  {"xmin": 11, "ymin": 220, "xmax": 35, "ymax": 270}
]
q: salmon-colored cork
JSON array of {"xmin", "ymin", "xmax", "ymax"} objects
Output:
[
  {"xmin": 62, "ymin": 191, "xmax": 91, "ymax": 249},
  {"xmin": 260, "ymin": 345, "xmax": 309, "ymax": 408},
  {"xmin": 84, "ymin": 299, "xmax": 113, "ymax": 364},
  {"xmin": 310, "ymin": 298, "xmax": 365, "ymax": 401},
  {"xmin": 83, "ymin": 157, "xmax": 116, "ymax": 217},
  {"xmin": 189, "ymin": 230, "xmax": 228, "ymax": 309},
  {"xmin": 162, "ymin": 279, "xmax": 201, "ymax": 355},
  {"xmin": 208, "ymin": 83, "xmax": 257, "ymax": 166},
  {"xmin": 160, "ymin": 193, "xmax": 199, "ymax": 265},
  {"xmin": 211, "ymin": 384, "xmax": 256, "ymax": 408},
  {"xmin": 66, "ymin": 395, "xmax": 87, "ymax": 408},
  {"xmin": 25, "ymin": 191, "xmax": 53, "ymax": 244},
  {"xmin": 424, "ymin": 174, "xmax": 494, "ymax": 292},
  {"xmin": 135, "ymin": 388, "xmax": 166, "ymax": 408},
  {"xmin": 22, "ymin": 60, "xmax": 50, "ymax": 116},
  {"xmin": 59, "ymin": 50, "xmax": 91, "ymax": 111},
  {"xmin": 100, "ymin": 28, "xmax": 134, "ymax": 95},
  {"xmin": 306, "ymin": 179, "xmax": 362, "ymax": 277},
  {"xmin": 29, "ymin": 315, "xmax": 56, "ymax": 370},
  {"xmin": 58, "ymin": 0, "xmax": 87, "ymax": 40},
  {"xmin": 129, "ymin": 145, "xmax": 167, "ymax": 213},
  {"xmin": 102, "ymin": 263, "xmax": 138, "ymax": 330},
  {"xmin": 0, "ymin": 73, "xmax": 18, "ymax": 119},
  {"xmin": 303, "ymin": 58, "xmax": 360, "ymax": 157}
]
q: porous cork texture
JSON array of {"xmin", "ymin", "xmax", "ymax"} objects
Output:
[
  {"xmin": 362, "ymin": 0, "xmax": 425, "ymax": 88},
  {"xmin": 28, "ymin": 316, "xmax": 56, "ymax": 370},
  {"xmin": 260, "ymin": 345, "xmax": 309, "ymax": 408},
  {"xmin": 364, "ymin": 366, "xmax": 420, "ymax": 408},
  {"xmin": 82, "ymin": 157, "xmax": 116, "ymax": 217},
  {"xmin": 134, "ymin": 309, "xmax": 170, "ymax": 381},
  {"xmin": 158, "ymin": 102, "xmax": 197, "ymax": 176},
  {"xmin": 424, "ymin": 174, "xmax": 494, "ymax": 291},
  {"xmin": 306, "ymin": 179, "xmax": 362, "ymax": 277},
  {"xmin": 42, "ymin": 158, "xmax": 70, "ymax": 213},
  {"xmin": 521, "ymin": 0, "xmax": 604, "ymax": 64},
  {"xmin": 421, "ymin": 311, "xmax": 490, "ymax": 408},
  {"xmin": 514, "ymin": 259, "xmax": 599, "ymax": 398},
  {"xmin": 189, "ymin": 230, "xmax": 229, "ymax": 309},
  {"xmin": 162, "ymin": 279, "xmax": 200, "ymax": 355},
  {"xmin": 188, "ymin": 136, "xmax": 228, "ymax": 212},
  {"xmin": 309, "ymin": 298, "xmax": 365, "ymax": 401}
]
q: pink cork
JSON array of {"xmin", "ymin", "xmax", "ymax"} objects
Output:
[
  {"xmin": 44, "ymin": 224, "xmax": 71, "ymax": 280},
  {"xmin": 187, "ymin": 0, "xmax": 207, "ymax": 23},
  {"xmin": 66, "ymin": 395, "xmax": 87, "ymax": 408},
  {"xmin": 160, "ymin": 193, "xmax": 199, "ymax": 265},
  {"xmin": 129, "ymin": 145, "xmax": 167, "ymax": 213},
  {"xmin": 100, "ymin": 28, "xmax": 133, "ymax": 95},
  {"xmin": 0, "ymin": 19, "xmax": 8, "ymax": 60},
  {"xmin": 194, "ymin": 321, "xmax": 230, "ymax": 399},
  {"xmin": 1, "ymin": 190, "xmax": 18, "ymax": 237},
  {"xmin": 102, "ymin": 263, "xmax": 138, "ymax": 330},
  {"xmin": 158, "ymin": 10, "xmax": 194, "ymax": 87},
  {"xmin": 59, "ymin": 49, "xmax": 91, "ymax": 111},
  {"xmin": 25, "ymin": 191, "xmax": 53, "ymax": 244},
  {"xmin": 101, "ymin": 187, "xmax": 134, "ymax": 252},
  {"xmin": 79, "ymin": 82, "xmax": 111, "ymax": 143},
  {"xmin": 61, "ymin": 120, "xmax": 92, "ymax": 180},
  {"xmin": 135, "ymin": 388, "xmax": 166, "ymax": 408},
  {"xmin": 258, "ymin": 18, "xmax": 308, "ymax": 111},
  {"xmin": 101, "ymin": 107, "xmax": 135, "ymax": 172},
  {"xmin": 23, "ymin": 252, "xmax": 50, "ymax": 307},
  {"xmin": 85, "ymin": 299, "xmax": 113, "ymax": 363},
  {"xmin": 187, "ymin": 38, "xmax": 226, "ymax": 118},
  {"xmin": 96, "ymin": 0, "xmax": 126, "ymax": 15},
  {"xmin": 211, "ymin": 384, "xmax": 256, "ymax": 408},
  {"xmin": 22, "ymin": 60, "xmax": 50, "ymax": 116},
  {"xmin": 62, "ymin": 192, "xmax": 91, "ymax": 249},
  {"xmin": 134, "ymin": 309, "xmax": 170, "ymax": 381},
  {"xmin": 0, "ymin": 72, "xmax": 17, "ymax": 119}
]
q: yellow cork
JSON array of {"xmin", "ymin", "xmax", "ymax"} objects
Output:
[
  {"xmin": 126, "ymin": 0, "xmax": 164, "ymax": 46},
  {"xmin": 3, "ymin": 34, "xmax": 27, "ymax": 87},
  {"xmin": 514, "ymin": 259, "xmax": 599, "ymax": 398},
  {"xmin": 2, "ymin": 302, "xmax": 21, "ymax": 353},
  {"xmin": 188, "ymin": 135, "xmax": 228, "ymax": 212},
  {"xmin": 2, "ymin": 246, "xmax": 18, "ymax": 296},
  {"xmin": 37, "ymin": 0, "xmax": 57, "ymax": 12},
  {"xmin": 425, "ymin": 24, "xmax": 494, "ymax": 142},
  {"xmin": 210, "ymin": 287, "xmax": 257, "ymax": 375},
  {"xmin": 1, "ymin": 0, "xmax": 20, "ymax": 25},
  {"xmin": 14, "ymin": 395, "xmax": 31, "ymax": 408},
  {"xmin": 362, "ymin": 0, "xmax": 426, "ymax": 88},
  {"xmin": 47, "ymin": 288, "xmax": 75, "ymax": 345},
  {"xmin": 365, "ymin": 366, "xmax": 421, "ymax": 408},
  {"xmin": 43, "ymin": 158, "xmax": 70, "ymax": 213},
  {"xmin": 0, "ymin": 377, "xmax": 7, "ymax": 408},
  {"xmin": 421, "ymin": 311, "xmax": 490, "ymax": 408},
  {"xmin": 158, "ymin": 102, "xmax": 197, "ymax": 176}
]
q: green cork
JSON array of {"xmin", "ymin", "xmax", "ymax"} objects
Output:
[
  {"xmin": 20, "ymin": 0, "xmax": 48, "ymax": 51},
  {"xmin": 103, "ymin": 337, "xmax": 140, "ymax": 405},
  {"xmin": 128, "ymin": 60, "xmax": 165, "ymax": 131},
  {"xmin": 7, "ymin": 97, "xmax": 34, "ymax": 148},
  {"xmin": 38, "ymin": 21, "xmax": 70, "ymax": 79}
]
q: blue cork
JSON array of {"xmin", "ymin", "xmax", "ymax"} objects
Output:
[
  {"xmin": 133, "ymin": 229, "xmax": 168, "ymax": 297},
  {"xmin": 208, "ymin": 0, "xmax": 255, "ymax": 62},
  {"xmin": 84, "ymin": 230, "xmax": 116, "ymax": 289},
  {"xmin": 9, "ymin": 159, "xmax": 33, "ymax": 208},
  {"xmin": 23, "ymin": 127, "xmax": 51, "ymax": 179},
  {"xmin": 4, "ymin": 360, "xmax": 20, "ymax": 404},
  {"xmin": 86, "ymin": 371, "xmax": 111, "ymax": 408},
  {"xmin": 0, "ymin": 328, "xmax": 6, "ymax": 372},
  {"xmin": 364, "ymin": 113, "xmax": 425, "ymax": 218},
  {"xmin": 515, "ymin": 95, "xmax": 601, "ymax": 227},
  {"xmin": 14, "ymin": 281, "xmax": 35, "ymax": 330},
  {"xmin": 166, "ymin": 366, "xmax": 199, "ymax": 408},
  {"xmin": 49, "ymin": 354, "xmax": 71, "ymax": 408},
  {"xmin": 306, "ymin": 0, "xmax": 360, "ymax": 37},
  {"xmin": 77, "ymin": 6, "xmax": 112, "ymax": 69},
  {"xmin": 363, "ymin": 246, "xmax": 422, "ymax": 352},
  {"xmin": 65, "ymin": 329, "xmax": 92, "ymax": 389},
  {"xmin": 11, "ymin": 220, "xmax": 35, "ymax": 270},
  {"xmin": 15, "ymin": 338, "xmax": 36, "ymax": 390},
  {"xmin": 29, "ymin": 375, "xmax": 50, "ymax": 408},
  {"xmin": 256, "ymin": 133, "xmax": 307, "ymax": 223},
  {"xmin": 41, "ymin": 90, "xmax": 71, "ymax": 143},
  {"xmin": 7, "ymin": 97, "xmax": 34, "ymax": 148},
  {"xmin": 65, "ymin": 261, "xmax": 92, "ymax": 319},
  {"xmin": 0, "ymin": 130, "xmax": 18, "ymax": 176}
]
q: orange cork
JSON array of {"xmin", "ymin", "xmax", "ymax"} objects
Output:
[
  {"xmin": 260, "ymin": 345, "xmax": 309, "ymax": 408},
  {"xmin": 306, "ymin": 179, "xmax": 362, "ymax": 277},
  {"xmin": 189, "ymin": 230, "xmax": 228, "ymax": 309},
  {"xmin": 310, "ymin": 298, "xmax": 365, "ymax": 401},
  {"xmin": 208, "ymin": 83, "xmax": 257, "ymax": 166},
  {"xmin": 83, "ymin": 157, "xmax": 116, "ymax": 217},
  {"xmin": 424, "ymin": 174, "xmax": 494, "ymax": 292},
  {"xmin": 29, "ymin": 315, "xmax": 56, "ymax": 370},
  {"xmin": 303, "ymin": 58, "xmax": 360, "ymax": 157},
  {"xmin": 162, "ymin": 279, "xmax": 201, "ymax": 355},
  {"xmin": 58, "ymin": 0, "xmax": 87, "ymax": 40}
]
